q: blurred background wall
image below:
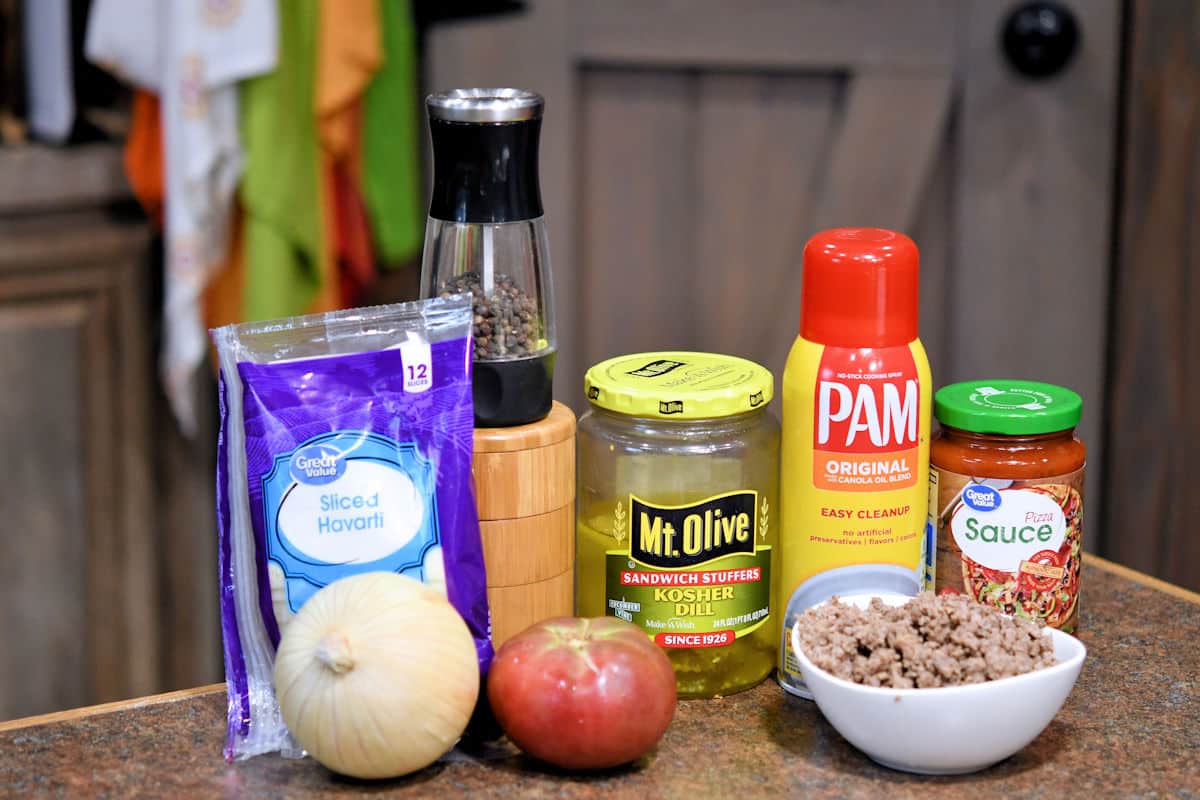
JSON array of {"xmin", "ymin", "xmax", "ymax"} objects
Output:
[{"xmin": 0, "ymin": 0, "xmax": 1195, "ymax": 719}]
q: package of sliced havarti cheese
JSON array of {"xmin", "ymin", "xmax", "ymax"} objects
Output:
[{"xmin": 211, "ymin": 296, "xmax": 491, "ymax": 760}]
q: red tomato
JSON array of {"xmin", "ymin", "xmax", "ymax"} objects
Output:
[
  {"xmin": 486, "ymin": 616, "xmax": 677, "ymax": 770},
  {"xmin": 981, "ymin": 565, "xmax": 1012, "ymax": 585}
]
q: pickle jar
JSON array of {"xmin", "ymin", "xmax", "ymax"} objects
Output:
[
  {"xmin": 576, "ymin": 352, "xmax": 780, "ymax": 698},
  {"xmin": 930, "ymin": 379, "xmax": 1085, "ymax": 632}
]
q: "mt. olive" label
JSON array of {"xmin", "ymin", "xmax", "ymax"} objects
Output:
[{"xmin": 631, "ymin": 492, "xmax": 757, "ymax": 569}]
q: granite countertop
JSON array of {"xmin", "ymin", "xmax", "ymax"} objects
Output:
[{"xmin": 3, "ymin": 557, "xmax": 1198, "ymax": 798}]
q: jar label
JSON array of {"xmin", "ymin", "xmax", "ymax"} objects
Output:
[
  {"xmin": 812, "ymin": 346, "xmax": 921, "ymax": 491},
  {"xmin": 931, "ymin": 467, "xmax": 1083, "ymax": 632},
  {"xmin": 604, "ymin": 491, "xmax": 772, "ymax": 647}
]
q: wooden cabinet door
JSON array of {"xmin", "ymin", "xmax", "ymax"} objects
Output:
[
  {"xmin": 0, "ymin": 215, "xmax": 158, "ymax": 719},
  {"xmin": 427, "ymin": 0, "xmax": 1119, "ymax": 549},
  {"xmin": 1104, "ymin": 0, "xmax": 1200, "ymax": 590}
]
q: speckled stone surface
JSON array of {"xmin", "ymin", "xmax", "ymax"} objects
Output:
[{"xmin": 2, "ymin": 562, "xmax": 1198, "ymax": 799}]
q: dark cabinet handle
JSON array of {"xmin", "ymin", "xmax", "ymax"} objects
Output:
[{"xmin": 1001, "ymin": 2, "xmax": 1080, "ymax": 80}]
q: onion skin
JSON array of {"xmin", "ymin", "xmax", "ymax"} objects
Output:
[
  {"xmin": 273, "ymin": 572, "xmax": 479, "ymax": 779},
  {"xmin": 487, "ymin": 616, "xmax": 677, "ymax": 770}
]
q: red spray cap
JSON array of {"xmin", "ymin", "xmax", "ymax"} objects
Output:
[{"xmin": 800, "ymin": 227, "xmax": 920, "ymax": 347}]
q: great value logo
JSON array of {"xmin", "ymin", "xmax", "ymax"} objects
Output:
[
  {"xmin": 962, "ymin": 484, "xmax": 1001, "ymax": 511},
  {"xmin": 289, "ymin": 444, "xmax": 346, "ymax": 486}
]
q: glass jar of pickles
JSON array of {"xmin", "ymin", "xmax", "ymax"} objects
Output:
[{"xmin": 576, "ymin": 352, "xmax": 779, "ymax": 698}]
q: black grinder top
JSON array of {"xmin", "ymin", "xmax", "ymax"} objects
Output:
[{"xmin": 428, "ymin": 88, "xmax": 544, "ymax": 224}]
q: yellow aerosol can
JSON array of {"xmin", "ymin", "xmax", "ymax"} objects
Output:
[{"xmin": 777, "ymin": 228, "xmax": 933, "ymax": 698}]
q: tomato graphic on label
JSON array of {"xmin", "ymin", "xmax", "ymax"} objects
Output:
[{"xmin": 981, "ymin": 565, "xmax": 1010, "ymax": 584}]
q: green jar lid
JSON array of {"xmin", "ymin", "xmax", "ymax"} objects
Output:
[
  {"xmin": 584, "ymin": 351, "xmax": 773, "ymax": 419},
  {"xmin": 934, "ymin": 379, "xmax": 1082, "ymax": 435}
]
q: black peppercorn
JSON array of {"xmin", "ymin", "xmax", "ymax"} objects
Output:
[{"xmin": 438, "ymin": 271, "xmax": 544, "ymax": 361}]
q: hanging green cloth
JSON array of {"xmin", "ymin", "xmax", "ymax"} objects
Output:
[
  {"xmin": 239, "ymin": 0, "xmax": 324, "ymax": 321},
  {"xmin": 362, "ymin": 0, "xmax": 424, "ymax": 267}
]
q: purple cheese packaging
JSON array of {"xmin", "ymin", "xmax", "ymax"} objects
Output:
[{"xmin": 212, "ymin": 295, "xmax": 492, "ymax": 760}]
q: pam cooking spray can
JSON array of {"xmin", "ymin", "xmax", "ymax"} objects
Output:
[{"xmin": 777, "ymin": 228, "xmax": 932, "ymax": 698}]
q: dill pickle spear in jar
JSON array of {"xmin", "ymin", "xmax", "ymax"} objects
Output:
[{"xmin": 576, "ymin": 353, "xmax": 780, "ymax": 698}]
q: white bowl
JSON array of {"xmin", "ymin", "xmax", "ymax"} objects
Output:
[{"xmin": 791, "ymin": 600, "xmax": 1087, "ymax": 775}]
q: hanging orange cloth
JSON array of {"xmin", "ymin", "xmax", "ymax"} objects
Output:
[
  {"xmin": 313, "ymin": 0, "xmax": 381, "ymax": 311},
  {"xmin": 123, "ymin": 90, "xmax": 164, "ymax": 228},
  {"xmin": 328, "ymin": 111, "xmax": 377, "ymax": 306}
]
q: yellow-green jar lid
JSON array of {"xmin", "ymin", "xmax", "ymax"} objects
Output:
[{"xmin": 583, "ymin": 351, "xmax": 774, "ymax": 419}]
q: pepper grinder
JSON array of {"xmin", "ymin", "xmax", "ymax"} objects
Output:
[
  {"xmin": 421, "ymin": 89, "xmax": 574, "ymax": 647},
  {"xmin": 421, "ymin": 88, "xmax": 556, "ymax": 427}
]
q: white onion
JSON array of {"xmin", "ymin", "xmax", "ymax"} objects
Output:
[{"xmin": 273, "ymin": 572, "xmax": 479, "ymax": 779}]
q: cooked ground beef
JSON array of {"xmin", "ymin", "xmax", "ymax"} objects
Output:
[{"xmin": 797, "ymin": 592, "xmax": 1056, "ymax": 688}]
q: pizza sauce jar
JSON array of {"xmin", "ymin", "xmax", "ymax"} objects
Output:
[{"xmin": 929, "ymin": 380, "xmax": 1084, "ymax": 632}]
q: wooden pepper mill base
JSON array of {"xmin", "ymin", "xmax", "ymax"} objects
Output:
[{"xmin": 473, "ymin": 401, "xmax": 575, "ymax": 647}]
